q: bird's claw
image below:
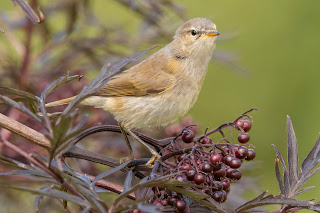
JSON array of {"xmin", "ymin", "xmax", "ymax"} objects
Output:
[{"xmin": 120, "ymin": 156, "xmax": 135, "ymax": 164}]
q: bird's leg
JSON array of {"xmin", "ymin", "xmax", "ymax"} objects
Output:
[
  {"xmin": 124, "ymin": 127, "xmax": 161, "ymax": 168},
  {"xmin": 119, "ymin": 123, "xmax": 135, "ymax": 163}
]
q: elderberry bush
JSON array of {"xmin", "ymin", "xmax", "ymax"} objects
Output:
[{"xmin": 128, "ymin": 111, "xmax": 258, "ymax": 213}]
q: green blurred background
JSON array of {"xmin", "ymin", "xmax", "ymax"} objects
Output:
[{"xmin": 1, "ymin": 0, "xmax": 320, "ymax": 212}]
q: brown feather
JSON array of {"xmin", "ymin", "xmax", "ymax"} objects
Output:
[{"xmin": 94, "ymin": 51, "xmax": 177, "ymax": 97}]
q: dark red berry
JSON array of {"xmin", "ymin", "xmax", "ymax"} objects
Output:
[
  {"xmin": 212, "ymin": 191, "xmax": 224, "ymax": 203},
  {"xmin": 221, "ymin": 179, "xmax": 231, "ymax": 190},
  {"xmin": 238, "ymin": 133, "xmax": 250, "ymax": 143},
  {"xmin": 235, "ymin": 120, "xmax": 244, "ymax": 129},
  {"xmin": 235, "ymin": 146, "xmax": 248, "ymax": 159},
  {"xmin": 224, "ymin": 155, "xmax": 234, "ymax": 165},
  {"xmin": 221, "ymin": 190, "xmax": 227, "ymax": 202},
  {"xmin": 212, "ymin": 181, "xmax": 223, "ymax": 191},
  {"xmin": 228, "ymin": 158, "xmax": 242, "ymax": 169},
  {"xmin": 180, "ymin": 163, "xmax": 191, "ymax": 171},
  {"xmin": 186, "ymin": 169, "xmax": 196, "ymax": 181},
  {"xmin": 201, "ymin": 136, "xmax": 213, "ymax": 145},
  {"xmin": 167, "ymin": 196, "xmax": 178, "ymax": 206},
  {"xmin": 213, "ymin": 167, "xmax": 226, "ymax": 180},
  {"xmin": 243, "ymin": 120, "xmax": 252, "ymax": 132},
  {"xmin": 227, "ymin": 169, "xmax": 242, "ymax": 180},
  {"xmin": 245, "ymin": 149, "xmax": 256, "ymax": 160},
  {"xmin": 182, "ymin": 130, "xmax": 195, "ymax": 143},
  {"xmin": 174, "ymin": 200, "xmax": 187, "ymax": 213},
  {"xmin": 201, "ymin": 162, "xmax": 213, "ymax": 173},
  {"xmin": 194, "ymin": 173, "xmax": 206, "ymax": 185},
  {"xmin": 226, "ymin": 167, "xmax": 233, "ymax": 173},
  {"xmin": 212, "ymin": 163, "xmax": 222, "ymax": 171},
  {"xmin": 210, "ymin": 153, "xmax": 222, "ymax": 164}
]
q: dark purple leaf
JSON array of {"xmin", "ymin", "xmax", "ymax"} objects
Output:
[
  {"xmin": 286, "ymin": 116, "xmax": 299, "ymax": 184},
  {"xmin": 293, "ymin": 186, "xmax": 315, "ymax": 197},
  {"xmin": 235, "ymin": 193, "xmax": 319, "ymax": 213},
  {"xmin": 0, "ymin": 96, "xmax": 42, "ymax": 122},
  {"xmin": 91, "ymin": 161, "xmax": 130, "ymax": 190},
  {"xmin": 301, "ymin": 136, "xmax": 320, "ymax": 174},
  {"xmin": 0, "ymin": 185, "xmax": 90, "ymax": 206},
  {"xmin": 272, "ymin": 145, "xmax": 290, "ymax": 197},
  {"xmin": 121, "ymin": 170, "xmax": 133, "ymax": 195},
  {"xmin": 0, "ymin": 86, "xmax": 38, "ymax": 101},
  {"xmin": 34, "ymin": 186, "xmax": 50, "ymax": 212},
  {"xmin": 275, "ymin": 159, "xmax": 285, "ymax": 195}
]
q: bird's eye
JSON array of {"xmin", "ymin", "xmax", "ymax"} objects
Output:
[{"xmin": 191, "ymin": 30, "xmax": 197, "ymax": 36}]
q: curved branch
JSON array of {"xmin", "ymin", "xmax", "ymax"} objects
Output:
[{"xmin": 72, "ymin": 125, "xmax": 170, "ymax": 151}]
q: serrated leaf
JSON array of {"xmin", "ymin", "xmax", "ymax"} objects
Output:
[
  {"xmin": 236, "ymin": 191, "xmax": 267, "ymax": 212},
  {"xmin": 286, "ymin": 116, "xmax": 299, "ymax": 184},
  {"xmin": 0, "ymin": 185, "xmax": 90, "ymax": 207},
  {"xmin": 91, "ymin": 161, "xmax": 130, "ymax": 190},
  {"xmin": 67, "ymin": 114, "xmax": 88, "ymax": 136},
  {"xmin": 0, "ymin": 155, "xmax": 33, "ymax": 170},
  {"xmin": 301, "ymin": 136, "xmax": 320, "ymax": 174},
  {"xmin": 235, "ymin": 193, "xmax": 318, "ymax": 213},
  {"xmin": 0, "ymin": 96, "xmax": 42, "ymax": 122},
  {"xmin": 293, "ymin": 186, "xmax": 315, "ymax": 197},
  {"xmin": 41, "ymin": 74, "xmax": 83, "ymax": 100},
  {"xmin": 111, "ymin": 179, "xmax": 225, "ymax": 213},
  {"xmin": 0, "ymin": 86, "xmax": 38, "ymax": 101},
  {"xmin": 95, "ymin": 189, "xmax": 110, "ymax": 193},
  {"xmin": 304, "ymin": 167, "xmax": 320, "ymax": 185},
  {"xmin": 120, "ymin": 170, "xmax": 133, "ymax": 196},
  {"xmin": 165, "ymin": 186, "xmax": 225, "ymax": 212},
  {"xmin": 0, "ymin": 169, "xmax": 50, "ymax": 177},
  {"xmin": 272, "ymin": 145, "xmax": 290, "ymax": 197},
  {"xmin": 34, "ymin": 187, "xmax": 50, "ymax": 212},
  {"xmin": 275, "ymin": 159, "xmax": 285, "ymax": 195},
  {"xmin": 75, "ymin": 173, "xmax": 92, "ymax": 185}
]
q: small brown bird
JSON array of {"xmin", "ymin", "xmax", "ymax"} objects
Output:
[{"xmin": 46, "ymin": 17, "xmax": 219, "ymax": 167}]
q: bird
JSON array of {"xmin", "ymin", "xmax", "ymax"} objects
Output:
[{"xmin": 46, "ymin": 17, "xmax": 220, "ymax": 167}]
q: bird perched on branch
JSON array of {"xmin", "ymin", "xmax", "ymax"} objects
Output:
[{"xmin": 46, "ymin": 17, "xmax": 220, "ymax": 167}]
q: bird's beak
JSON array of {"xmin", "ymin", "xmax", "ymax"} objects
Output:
[{"xmin": 201, "ymin": 31, "xmax": 220, "ymax": 37}]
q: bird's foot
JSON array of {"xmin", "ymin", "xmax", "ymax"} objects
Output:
[
  {"xmin": 145, "ymin": 153, "xmax": 161, "ymax": 168},
  {"xmin": 119, "ymin": 155, "xmax": 135, "ymax": 164}
]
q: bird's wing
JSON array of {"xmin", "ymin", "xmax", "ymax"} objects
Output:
[{"xmin": 94, "ymin": 57, "xmax": 177, "ymax": 97}]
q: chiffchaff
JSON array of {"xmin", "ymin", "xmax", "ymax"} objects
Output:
[{"xmin": 46, "ymin": 17, "xmax": 220, "ymax": 167}]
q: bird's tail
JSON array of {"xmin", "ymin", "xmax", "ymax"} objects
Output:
[{"xmin": 45, "ymin": 96, "xmax": 76, "ymax": 107}]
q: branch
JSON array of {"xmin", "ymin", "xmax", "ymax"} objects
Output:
[
  {"xmin": 75, "ymin": 172, "xmax": 136, "ymax": 200},
  {"xmin": 0, "ymin": 113, "xmax": 50, "ymax": 148}
]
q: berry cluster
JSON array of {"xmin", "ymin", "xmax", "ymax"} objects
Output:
[
  {"xmin": 172, "ymin": 128, "xmax": 255, "ymax": 205},
  {"xmin": 131, "ymin": 113, "xmax": 257, "ymax": 213}
]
